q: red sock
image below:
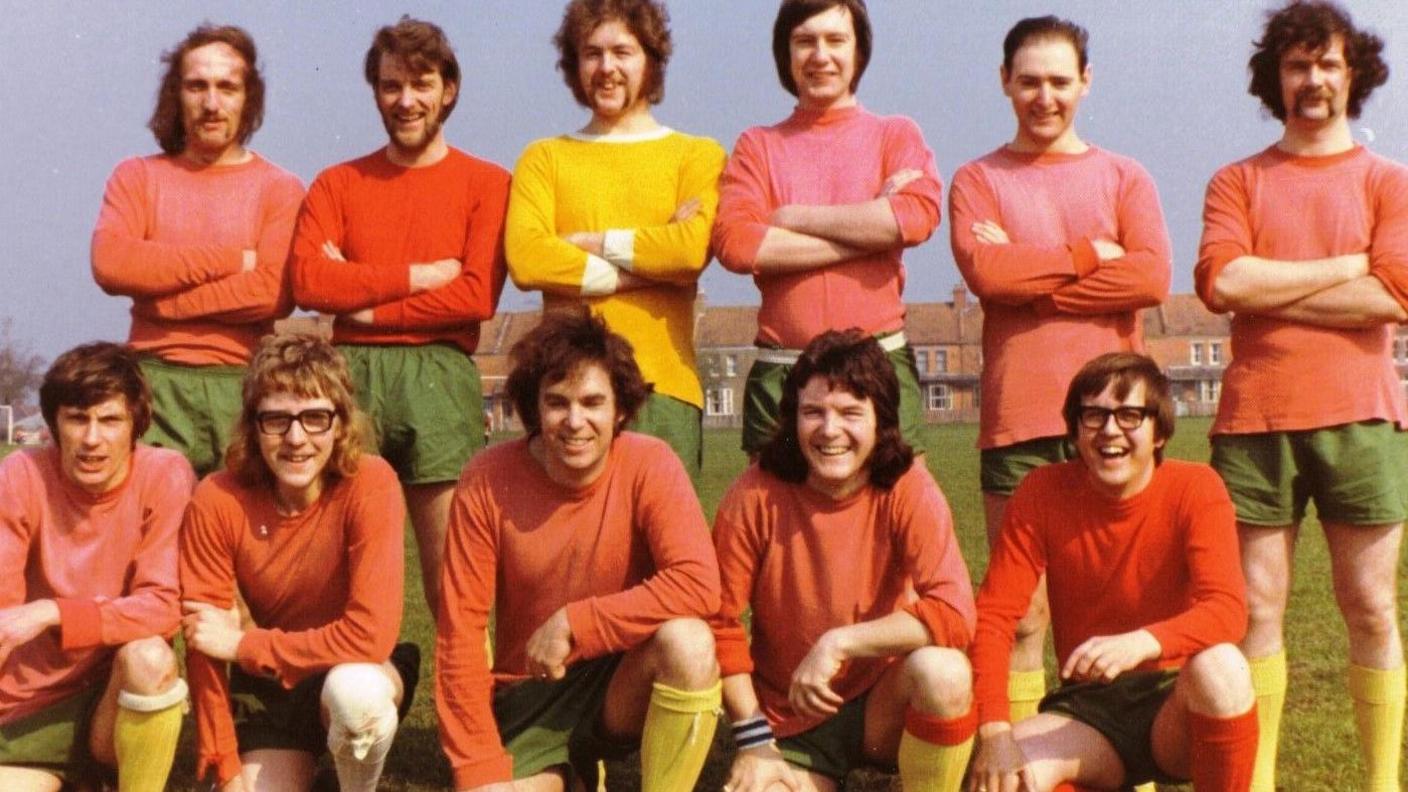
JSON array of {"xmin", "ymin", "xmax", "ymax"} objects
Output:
[
  {"xmin": 903, "ymin": 705, "xmax": 977, "ymax": 745},
  {"xmin": 1052, "ymin": 784, "xmax": 1098, "ymax": 792},
  {"xmin": 1189, "ymin": 707, "xmax": 1258, "ymax": 791}
]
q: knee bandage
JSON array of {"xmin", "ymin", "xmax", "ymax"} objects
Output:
[{"xmin": 322, "ymin": 663, "xmax": 399, "ymax": 762}]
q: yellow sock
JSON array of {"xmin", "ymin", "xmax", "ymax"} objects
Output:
[
  {"xmin": 897, "ymin": 708, "xmax": 976, "ymax": 792},
  {"xmin": 1008, "ymin": 669, "xmax": 1046, "ymax": 723},
  {"xmin": 1248, "ymin": 651, "xmax": 1287, "ymax": 792},
  {"xmin": 1131, "ymin": 784, "xmax": 1157, "ymax": 792},
  {"xmin": 114, "ymin": 680, "xmax": 187, "ymax": 792},
  {"xmin": 1348, "ymin": 663, "xmax": 1405, "ymax": 792},
  {"xmin": 638, "ymin": 680, "xmax": 720, "ymax": 792}
]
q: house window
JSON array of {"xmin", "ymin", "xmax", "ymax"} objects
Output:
[
  {"xmin": 1397, "ymin": 338, "xmax": 1406, "ymax": 361},
  {"xmin": 927, "ymin": 383, "xmax": 952, "ymax": 411},
  {"xmin": 706, "ymin": 387, "xmax": 734, "ymax": 416},
  {"xmin": 934, "ymin": 349, "xmax": 948, "ymax": 373},
  {"xmin": 1209, "ymin": 342, "xmax": 1223, "ymax": 365},
  {"xmin": 1200, "ymin": 379, "xmax": 1221, "ymax": 403},
  {"xmin": 1190, "ymin": 343, "xmax": 1203, "ymax": 366},
  {"xmin": 724, "ymin": 354, "xmax": 737, "ymax": 377},
  {"xmin": 915, "ymin": 350, "xmax": 928, "ymax": 375}
]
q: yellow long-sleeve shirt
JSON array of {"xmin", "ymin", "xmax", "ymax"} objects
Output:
[{"xmin": 505, "ymin": 128, "xmax": 725, "ymax": 408}]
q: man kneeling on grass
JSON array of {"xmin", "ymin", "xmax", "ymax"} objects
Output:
[
  {"xmin": 712, "ymin": 330, "xmax": 978, "ymax": 792},
  {"xmin": 0, "ymin": 342, "xmax": 194, "ymax": 791},
  {"xmin": 968, "ymin": 353, "xmax": 1257, "ymax": 792},
  {"xmin": 436, "ymin": 305, "xmax": 722, "ymax": 791},
  {"xmin": 181, "ymin": 334, "xmax": 417, "ymax": 791}
]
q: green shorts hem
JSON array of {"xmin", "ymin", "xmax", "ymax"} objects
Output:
[
  {"xmin": 138, "ymin": 357, "xmax": 245, "ymax": 478},
  {"xmin": 492, "ymin": 655, "xmax": 626, "ymax": 780},
  {"xmin": 0, "ymin": 683, "xmax": 106, "ymax": 781},
  {"xmin": 629, "ymin": 393, "xmax": 702, "ymax": 479},
  {"xmin": 979, "ymin": 436, "xmax": 1075, "ymax": 495}
]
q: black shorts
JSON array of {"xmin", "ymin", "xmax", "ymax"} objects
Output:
[{"xmin": 1039, "ymin": 669, "xmax": 1183, "ymax": 786}]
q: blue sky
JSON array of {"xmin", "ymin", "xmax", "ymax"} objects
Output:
[{"xmin": 3, "ymin": 1, "xmax": 1407, "ymax": 362}]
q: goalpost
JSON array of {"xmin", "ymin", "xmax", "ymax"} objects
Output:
[{"xmin": 0, "ymin": 405, "xmax": 11, "ymax": 446}]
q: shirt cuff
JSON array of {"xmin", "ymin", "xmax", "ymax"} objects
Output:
[
  {"xmin": 602, "ymin": 229, "xmax": 636, "ymax": 271},
  {"xmin": 580, "ymin": 254, "xmax": 620, "ymax": 297},
  {"xmin": 56, "ymin": 598, "xmax": 104, "ymax": 651}
]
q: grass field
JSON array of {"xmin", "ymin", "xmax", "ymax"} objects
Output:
[{"xmin": 4, "ymin": 422, "xmax": 1406, "ymax": 789}]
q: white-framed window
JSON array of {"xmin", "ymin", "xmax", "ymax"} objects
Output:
[
  {"xmin": 934, "ymin": 349, "xmax": 948, "ymax": 373},
  {"xmin": 724, "ymin": 354, "xmax": 737, "ymax": 377},
  {"xmin": 1209, "ymin": 342, "xmax": 1223, "ymax": 365},
  {"xmin": 706, "ymin": 386, "xmax": 734, "ymax": 416},
  {"xmin": 1190, "ymin": 343, "xmax": 1203, "ymax": 365},
  {"xmin": 915, "ymin": 349, "xmax": 928, "ymax": 375},
  {"xmin": 926, "ymin": 383, "xmax": 952, "ymax": 411},
  {"xmin": 1199, "ymin": 379, "xmax": 1221, "ymax": 403}
]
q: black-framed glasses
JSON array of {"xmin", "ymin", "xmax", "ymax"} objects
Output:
[
  {"xmin": 1079, "ymin": 406, "xmax": 1154, "ymax": 431},
  {"xmin": 256, "ymin": 409, "xmax": 336, "ymax": 436}
]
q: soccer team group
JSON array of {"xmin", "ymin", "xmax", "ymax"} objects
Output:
[{"xmin": 1, "ymin": 0, "xmax": 1404, "ymax": 790}]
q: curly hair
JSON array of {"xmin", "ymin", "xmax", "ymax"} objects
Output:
[
  {"xmin": 506, "ymin": 305, "xmax": 651, "ymax": 437},
  {"xmin": 148, "ymin": 24, "xmax": 264, "ymax": 157},
  {"xmin": 772, "ymin": 0, "xmax": 872, "ymax": 98},
  {"xmin": 40, "ymin": 342, "xmax": 151, "ymax": 443},
  {"xmin": 759, "ymin": 329, "xmax": 914, "ymax": 490},
  {"xmin": 1248, "ymin": 0, "xmax": 1388, "ymax": 121},
  {"xmin": 364, "ymin": 16, "xmax": 461, "ymax": 121},
  {"xmin": 224, "ymin": 334, "xmax": 365, "ymax": 489},
  {"xmin": 1061, "ymin": 352, "xmax": 1175, "ymax": 463},
  {"xmin": 1002, "ymin": 15, "xmax": 1089, "ymax": 73},
  {"xmin": 554, "ymin": 0, "xmax": 672, "ymax": 108}
]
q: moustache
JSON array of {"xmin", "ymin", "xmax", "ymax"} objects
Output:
[{"xmin": 1295, "ymin": 87, "xmax": 1333, "ymax": 103}]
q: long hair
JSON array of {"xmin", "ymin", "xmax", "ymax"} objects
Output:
[
  {"xmin": 554, "ymin": 0, "xmax": 672, "ymax": 107},
  {"xmin": 505, "ymin": 305, "xmax": 651, "ymax": 437},
  {"xmin": 148, "ymin": 24, "xmax": 264, "ymax": 156},
  {"xmin": 224, "ymin": 334, "xmax": 365, "ymax": 488},
  {"xmin": 1248, "ymin": 1, "xmax": 1387, "ymax": 121},
  {"xmin": 771, "ymin": 0, "xmax": 872, "ymax": 98},
  {"xmin": 759, "ymin": 329, "xmax": 913, "ymax": 490}
]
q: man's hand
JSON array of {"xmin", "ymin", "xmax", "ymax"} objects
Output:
[
  {"xmin": 724, "ymin": 742, "xmax": 801, "ymax": 792},
  {"xmin": 1061, "ymin": 629, "xmax": 1161, "ymax": 683},
  {"xmin": 788, "ymin": 630, "xmax": 846, "ymax": 718},
  {"xmin": 968, "ymin": 723, "xmax": 1036, "ymax": 792},
  {"xmin": 1091, "ymin": 239, "xmax": 1126, "ymax": 261},
  {"xmin": 181, "ymin": 600, "xmax": 245, "ymax": 662},
  {"xmin": 322, "ymin": 241, "xmax": 347, "ymax": 262},
  {"xmin": 671, "ymin": 197, "xmax": 702, "ymax": 223},
  {"xmin": 346, "ymin": 309, "xmax": 375, "ymax": 325},
  {"xmin": 220, "ymin": 773, "xmax": 250, "ymax": 792},
  {"xmin": 562, "ymin": 231, "xmax": 605, "ymax": 257},
  {"xmin": 524, "ymin": 607, "xmax": 573, "ymax": 681},
  {"xmin": 241, "ymin": 249, "xmax": 257, "ymax": 272},
  {"xmin": 880, "ymin": 168, "xmax": 924, "ymax": 197},
  {"xmin": 0, "ymin": 600, "xmax": 61, "ymax": 668},
  {"xmin": 1340, "ymin": 251, "xmax": 1371, "ymax": 279},
  {"xmin": 971, "ymin": 220, "xmax": 1011, "ymax": 246},
  {"xmin": 409, "ymin": 258, "xmax": 462, "ymax": 293}
]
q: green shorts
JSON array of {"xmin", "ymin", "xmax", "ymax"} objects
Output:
[
  {"xmin": 1210, "ymin": 420, "xmax": 1408, "ymax": 526},
  {"xmin": 492, "ymin": 655, "xmax": 628, "ymax": 782},
  {"xmin": 776, "ymin": 692, "xmax": 894, "ymax": 782},
  {"xmin": 1039, "ymin": 669, "xmax": 1182, "ymax": 786},
  {"xmin": 339, "ymin": 344, "xmax": 484, "ymax": 484},
  {"xmin": 740, "ymin": 341, "xmax": 922, "ymax": 456},
  {"xmin": 0, "ymin": 683, "xmax": 105, "ymax": 782},
  {"xmin": 229, "ymin": 643, "xmax": 419, "ymax": 757},
  {"xmin": 628, "ymin": 393, "xmax": 702, "ymax": 479},
  {"xmin": 979, "ymin": 435, "xmax": 1075, "ymax": 495},
  {"xmin": 139, "ymin": 356, "xmax": 244, "ymax": 478}
]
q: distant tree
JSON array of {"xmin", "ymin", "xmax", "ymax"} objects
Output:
[{"xmin": 0, "ymin": 318, "xmax": 45, "ymax": 406}]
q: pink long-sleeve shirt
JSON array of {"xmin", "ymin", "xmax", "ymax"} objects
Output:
[
  {"xmin": 713, "ymin": 105, "xmax": 943, "ymax": 348},
  {"xmin": 949, "ymin": 146, "xmax": 1171, "ymax": 449},
  {"xmin": 0, "ymin": 445, "xmax": 193, "ymax": 724}
]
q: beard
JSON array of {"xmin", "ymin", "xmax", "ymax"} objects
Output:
[{"xmin": 381, "ymin": 110, "xmax": 444, "ymax": 156}]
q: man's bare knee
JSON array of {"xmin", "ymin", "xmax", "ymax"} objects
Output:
[
  {"xmin": 1334, "ymin": 582, "xmax": 1399, "ymax": 641},
  {"xmin": 903, "ymin": 646, "xmax": 971, "ymax": 717},
  {"xmin": 648, "ymin": 618, "xmax": 717, "ymax": 688},
  {"xmin": 1182, "ymin": 643, "xmax": 1254, "ymax": 716},
  {"xmin": 114, "ymin": 636, "xmax": 178, "ymax": 695}
]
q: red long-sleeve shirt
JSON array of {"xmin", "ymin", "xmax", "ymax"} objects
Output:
[
  {"xmin": 0, "ymin": 446, "xmax": 193, "ymax": 724},
  {"xmin": 290, "ymin": 147, "xmax": 510, "ymax": 354},
  {"xmin": 180, "ymin": 457, "xmax": 405, "ymax": 784},
  {"xmin": 90, "ymin": 154, "xmax": 304, "ymax": 365},
  {"xmin": 949, "ymin": 146, "xmax": 1171, "ymax": 449},
  {"xmin": 435, "ymin": 434, "xmax": 720, "ymax": 789},
  {"xmin": 970, "ymin": 460, "xmax": 1246, "ymax": 725},
  {"xmin": 1195, "ymin": 145, "xmax": 1408, "ymax": 435},
  {"xmin": 712, "ymin": 462, "xmax": 975, "ymax": 737}
]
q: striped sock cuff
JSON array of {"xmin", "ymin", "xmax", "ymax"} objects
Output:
[{"xmin": 730, "ymin": 715, "xmax": 775, "ymax": 750}]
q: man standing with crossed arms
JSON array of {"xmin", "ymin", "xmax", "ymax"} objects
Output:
[
  {"xmin": 1197, "ymin": 2, "xmax": 1406, "ymax": 789},
  {"xmin": 713, "ymin": 0, "xmax": 942, "ymax": 456},
  {"xmin": 949, "ymin": 15, "xmax": 1171, "ymax": 727}
]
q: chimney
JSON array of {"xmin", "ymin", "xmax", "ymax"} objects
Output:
[{"xmin": 952, "ymin": 284, "xmax": 968, "ymax": 313}]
